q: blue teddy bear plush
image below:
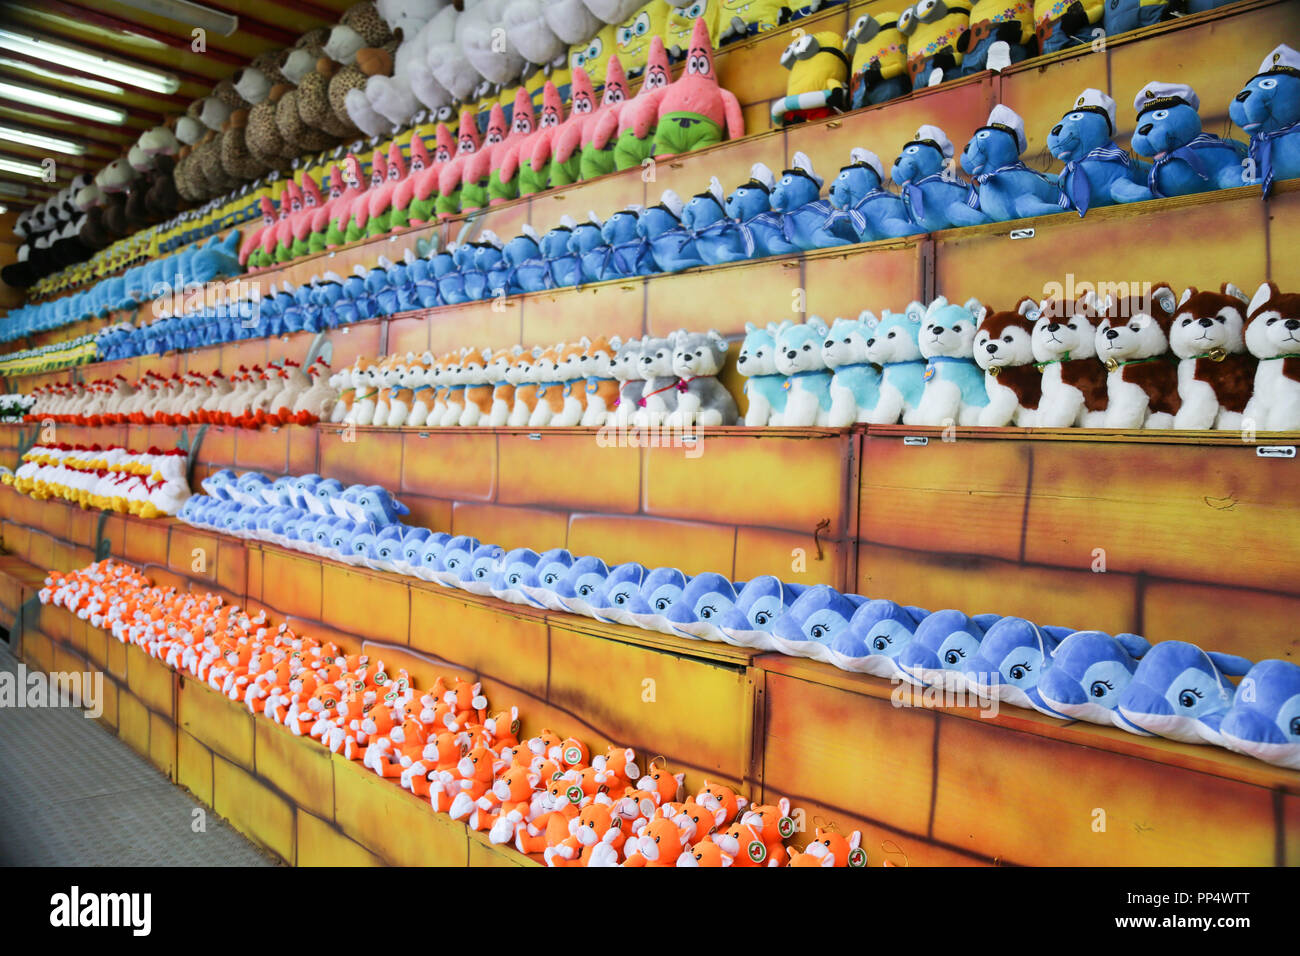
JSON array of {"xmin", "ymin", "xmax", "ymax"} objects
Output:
[
  {"xmin": 825, "ymin": 148, "xmax": 912, "ymax": 243},
  {"xmin": 1231, "ymin": 44, "xmax": 1300, "ymax": 199},
  {"xmin": 1130, "ymin": 81, "xmax": 1247, "ymax": 198},
  {"xmin": 1048, "ymin": 88, "xmax": 1153, "ymax": 215},
  {"xmin": 681, "ymin": 179, "xmax": 748, "ymax": 266},
  {"xmin": 892, "ymin": 125, "xmax": 984, "ymax": 231},
  {"xmin": 585, "ymin": 208, "xmax": 655, "ymax": 281},
  {"xmin": 770, "ymin": 152, "xmax": 851, "ymax": 251},
  {"xmin": 959, "ymin": 105, "xmax": 1063, "ymax": 222},
  {"xmin": 640, "ymin": 191, "xmax": 704, "ymax": 273}
]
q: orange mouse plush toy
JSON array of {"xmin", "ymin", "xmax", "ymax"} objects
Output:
[
  {"xmin": 676, "ymin": 839, "xmax": 733, "ymax": 867},
  {"xmin": 739, "ymin": 797, "xmax": 797, "ymax": 867},
  {"xmin": 696, "ymin": 781, "xmax": 749, "ymax": 830},
  {"xmin": 712, "ymin": 820, "xmax": 773, "ymax": 867},
  {"xmin": 787, "ymin": 827, "xmax": 868, "ymax": 867},
  {"xmin": 623, "ymin": 816, "xmax": 690, "ymax": 867}
]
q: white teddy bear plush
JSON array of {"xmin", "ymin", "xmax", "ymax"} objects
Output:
[
  {"xmin": 502, "ymin": 0, "xmax": 568, "ymax": 66},
  {"xmin": 462, "ymin": 0, "xmax": 528, "ymax": 88},
  {"xmin": 347, "ymin": 0, "xmax": 449, "ymax": 135},
  {"xmin": 427, "ymin": 1, "xmax": 485, "ymax": 103}
]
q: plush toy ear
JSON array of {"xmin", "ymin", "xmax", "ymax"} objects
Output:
[
  {"xmin": 1016, "ymin": 297, "xmax": 1040, "ymax": 321},
  {"xmin": 924, "ymin": 295, "xmax": 949, "ymax": 319},
  {"xmin": 858, "ymin": 309, "xmax": 879, "ymax": 330},
  {"xmin": 904, "ymin": 301, "xmax": 926, "ymax": 323},
  {"xmin": 1220, "ymin": 282, "xmax": 1247, "ymax": 304},
  {"xmin": 849, "ymin": 830, "xmax": 862, "ymax": 849},
  {"xmin": 736, "ymin": 795, "xmax": 749, "ymax": 812},
  {"xmin": 745, "ymin": 321, "xmax": 757, "ymax": 333},
  {"xmin": 1151, "ymin": 285, "xmax": 1176, "ymax": 316},
  {"xmin": 1178, "ymin": 287, "xmax": 1194, "ymax": 307},
  {"xmin": 970, "ymin": 303, "xmax": 988, "ymax": 323},
  {"xmin": 809, "ymin": 316, "xmax": 829, "ymax": 337}
]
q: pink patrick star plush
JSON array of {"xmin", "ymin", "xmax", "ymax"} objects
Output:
[
  {"xmin": 391, "ymin": 130, "xmax": 430, "ymax": 228},
  {"xmin": 406, "ymin": 124, "xmax": 456, "ymax": 225},
  {"xmin": 487, "ymin": 87, "xmax": 537, "ymax": 206},
  {"xmin": 513, "ymin": 80, "xmax": 565, "ymax": 198},
  {"xmin": 365, "ymin": 139, "xmax": 408, "ymax": 237},
  {"xmin": 240, "ymin": 195, "xmax": 279, "ymax": 267},
  {"xmin": 532, "ymin": 66, "xmax": 600, "ymax": 189},
  {"xmin": 344, "ymin": 148, "xmax": 388, "ymax": 242},
  {"xmin": 436, "ymin": 109, "xmax": 482, "ymax": 219},
  {"xmin": 558, "ymin": 53, "xmax": 631, "ymax": 183},
  {"xmin": 287, "ymin": 173, "xmax": 322, "ymax": 259},
  {"xmin": 651, "ymin": 17, "xmax": 743, "ymax": 160},
  {"xmin": 257, "ymin": 182, "xmax": 296, "ymax": 268},
  {"xmin": 604, "ymin": 34, "xmax": 672, "ymax": 171},
  {"xmin": 310, "ymin": 164, "xmax": 352, "ymax": 253},
  {"xmin": 458, "ymin": 102, "xmax": 510, "ymax": 214}
]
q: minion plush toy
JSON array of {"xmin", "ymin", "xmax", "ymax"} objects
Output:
[
  {"xmin": 958, "ymin": 0, "xmax": 1035, "ymax": 76},
  {"xmin": 844, "ymin": 11, "xmax": 910, "ymax": 109},
  {"xmin": 1034, "ymin": 0, "xmax": 1101, "ymax": 55},
  {"xmin": 771, "ymin": 31, "xmax": 850, "ymax": 126},
  {"xmin": 900, "ymin": 0, "xmax": 972, "ymax": 90}
]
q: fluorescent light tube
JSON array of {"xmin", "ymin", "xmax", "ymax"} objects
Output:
[
  {"xmin": 112, "ymin": 0, "xmax": 238, "ymax": 37},
  {"xmin": 0, "ymin": 57, "xmax": 126, "ymax": 96},
  {"xmin": 0, "ymin": 125, "xmax": 84, "ymax": 155},
  {"xmin": 0, "ymin": 157, "xmax": 45, "ymax": 178},
  {"xmin": 0, "ymin": 81, "xmax": 126, "ymax": 124},
  {"xmin": 0, "ymin": 29, "xmax": 180, "ymax": 94}
]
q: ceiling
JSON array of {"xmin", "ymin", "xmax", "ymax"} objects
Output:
[{"xmin": 0, "ymin": 0, "xmax": 360, "ymax": 211}]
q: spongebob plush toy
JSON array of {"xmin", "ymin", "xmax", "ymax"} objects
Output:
[
  {"xmin": 614, "ymin": 1, "xmax": 673, "ymax": 77},
  {"xmin": 844, "ymin": 11, "xmax": 909, "ymax": 109},
  {"xmin": 570, "ymin": 22, "xmax": 619, "ymax": 88},
  {"xmin": 771, "ymin": 31, "xmax": 850, "ymax": 127},
  {"xmin": 1034, "ymin": 0, "xmax": 1101, "ymax": 55},
  {"xmin": 959, "ymin": 0, "xmax": 1035, "ymax": 75},
  {"xmin": 901, "ymin": 0, "xmax": 972, "ymax": 90},
  {"xmin": 718, "ymin": 0, "xmax": 787, "ymax": 45},
  {"xmin": 663, "ymin": 0, "xmax": 724, "ymax": 61}
]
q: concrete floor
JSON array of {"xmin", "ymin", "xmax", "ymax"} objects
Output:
[{"xmin": 0, "ymin": 638, "xmax": 276, "ymax": 867}]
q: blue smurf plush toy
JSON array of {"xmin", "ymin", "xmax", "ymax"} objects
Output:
[
  {"xmin": 892, "ymin": 125, "xmax": 985, "ymax": 231},
  {"xmin": 769, "ymin": 152, "xmax": 851, "ymax": 251},
  {"xmin": 1048, "ymin": 88, "xmax": 1153, "ymax": 215},
  {"xmin": 826, "ymin": 148, "xmax": 912, "ymax": 243},
  {"xmin": 725, "ymin": 163, "xmax": 800, "ymax": 259},
  {"xmin": 960, "ymin": 105, "xmax": 1063, "ymax": 221},
  {"xmin": 1231, "ymin": 44, "xmax": 1300, "ymax": 199},
  {"xmin": 1130, "ymin": 81, "xmax": 1247, "ymax": 198}
]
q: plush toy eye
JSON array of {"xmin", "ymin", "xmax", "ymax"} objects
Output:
[
  {"xmin": 944, "ymin": 649, "xmax": 964, "ymax": 664},
  {"xmin": 1008, "ymin": 663, "xmax": 1029, "ymax": 681},
  {"xmin": 1151, "ymin": 109, "xmax": 1169, "ymax": 121},
  {"xmin": 1003, "ymin": 335, "xmax": 1013, "ymax": 343},
  {"xmin": 1089, "ymin": 679, "xmax": 1113, "ymax": 698},
  {"xmin": 887, "ymin": 330, "xmax": 896, "ymax": 338},
  {"xmin": 802, "ymin": 343, "xmax": 811, "ymax": 351},
  {"xmin": 1259, "ymin": 78, "xmax": 1278, "ymax": 90},
  {"xmin": 753, "ymin": 611, "xmax": 770, "ymax": 625},
  {"xmin": 1178, "ymin": 687, "xmax": 1202, "ymax": 708},
  {"xmin": 1289, "ymin": 716, "xmax": 1300, "ymax": 736}
]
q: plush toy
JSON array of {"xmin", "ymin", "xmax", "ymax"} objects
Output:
[
  {"xmin": 600, "ymin": 35, "xmax": 671, "ymax": 171},
  {"xmin": 1029, "ymin": 293, "xmax": 1107, "ymax": 426},
  {"xmin": 973, "ymin": 298, "xmax": 1041, "ymax": 426},
  {"xmin": 769, "ymin": 152, "xmax": 850, "ymax": 251},
  {"xmin": 1033, "ymin": 0, "xmax": 1100, "ymax": 55},
  {"xmin": 961, "ymin": 616, "xmax": 1078, "ymax": 712},
  {"xmin": 959, "ymin": 0, "xmax": 1033, "ymax": 76},
  {"xmin": 1096, "ymin": 283, "xmax": 1180, "ymax": 428},
  {"xmin": 717, "ymin": 0, "xmax": 785, "ymax": 43},
  {"xmin": 959, "ymin": 105, "xmax": 1062, "ymax": 222},
  {"xmin": 773, "ymin": 318, "xmax": 832, "ymax": 426},
  {"xmin": 640, "ymin": 190, "xmax": 704, "ymax": 272},
  {"xmin": 436, "ymin": 110, "xmax": 483, "ymax": 218},
  {"xmin": 1231, "ymin": 44, "xmax": 1300, "ymax": 200},
  {"xmin": 653, "ymin": 18, "xmax": 743, "ymax": 158},
  {"xmin": 1048, "ymin": 88, "xmax": 1152, "ymax": 216},
  {"xmin": 1114, "ymin": 640, "xmax": 1252, "ymax": 744},
  {"xmin": 611, "ymin": 1, "xmax": 671, "ymax": 78},
  {"xmin": 769, "ymin": 584, "xmax": 861, "ymax": 660},
  {"xmin": 664, "ymin": 329, "xmax": 738, "ymax": 426},
  {"xmin": 1033, "ymin": 629, "xmax": 1150, "ymax": 725},
  {"xmin": 346, "ymin": 0, "xmax": 447, "ymax": 135},
  {"xmin": 1130, "ymin": 81, "xmax": 1247, "ymax": 198},
  {"xmin": 724, "ymin": 163, "xmax": 800, "ymax": 259},
  {"xmin": 825, "ymin": 148, "xmax": 912, "ymax": 243},
  {"xmin": 405, "ymin": 124, "xmax": 457, "ymax": 223},
  {"xmin": 1242, "ymin": 282, "xmax": 1300, "ymax": 433},
  {"xmin": 1100, "ymin": 0, "xmax": 1166, "ymax": 37},
  {"xmin": 906, "ymin": 296, "xmax": 989, "ymax": 425},
  {"xmin": 631, "ymin": 335, "xmax": 680, "ymax": 426},
  {"xmin": 1220, "ymin": 659, "xmax": 1300, "ymax": 770},
  {"xmin": 824, "ymin": 314, "xmax": 879, "ymax": 427},
  {"xmin": 787, "ymin": 828, "xmax": 866, "ymax": 867},
  {"xmin": 738, "ymin": 322, "xmax": 789, "ymax": 426},
  {"xmin": 845, "ymin": 11, "xmax": 910, "ymax": 109},
  {"xmin": 558, "ymin": 56, "xmax": 631, "ymax": 182},
  {"xmin": 530, "ymin": 68, "xmax": 596, "ymax": 189},
  {"xmin": 1168, "ymin": 284, "xmax": 1255, "ymax": 431},
  {"xmin": 900, "ymin": 0, "xmax": 970, "ymax": 89},
  {"xmin": 682, "ymin": 178, "xmax": 746, "ymax": 265},
  {"xmin": 863, "ymin": 306, "xmax": 927, "ymax": 424},
  {"xmin": 772, "ymin": 30, "xmax": 850, "ymax": 127},
  {"xmin": 326, "ymin": 2, "xmax": 399, "ymax": 136},
  {"xmin": 892, "ymin": 125, "xmax": 981, "ymax": 232}
]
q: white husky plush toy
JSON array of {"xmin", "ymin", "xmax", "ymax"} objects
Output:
[{"xmin": 906, "ymin": 296, "xmax": 989, "ymax": 426}]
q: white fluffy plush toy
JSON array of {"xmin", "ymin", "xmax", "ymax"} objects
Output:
[
  {"xmin": 1242, "ymin": 282, "xmax": 1300, "ymax": 433},
  {"xmin": 503, "ymin": 0, "xmax": 569, "ymax": 66},
  {"xmin": 1169, "ymin": 284, "xmax": 1253, "ymax": 431},
  {"xmin": 1030, "ymin": 295, "xmax": 1108, "ymax": 428},
  {"xmin": 463, "ymin": 0, "xmax": 528, "ymax": 87},
  {"xmin": 427, "ymin": 1, "xmax": 485, "ymax": 103},
  {"xmin": 348, "ymin": 0, "xmax": 449, "ymax": 135},
  {"xmin": 582, "ymin": 0, "xmax": 644, "ymax": 27},
  {"xmin": 906, "ymin": 296, "xmax": 989, "ymax": 427}
]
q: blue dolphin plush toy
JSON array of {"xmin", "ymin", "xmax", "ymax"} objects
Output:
[
  {"xmin": 828, "ymin": 599, "xmax": 931, "ymax": 675},
  {"xmin": 895, "ymin": 609, "xmax": 1003, "ymax": 687},
  {"xmin": 769, "ymin": 585, "xmax": 866, "ymax": 663},
  {"xmin": 1036, "ymin": 629, "xmax": 1152, "ymax": 725},
  {"xmin": 665, "ymin": 573, "xmax": 740, "ymax": 641},
  {"xmin": 459, "ymin": 543, "xmax": 506, "ymax": 595},
  {"xmin": 892, "ymin": 125, "xmax": 984, "ymax": 231},
  {"xmin": 1130, "ymin": 81, "xmax": 1247, "ymax": 198},
  {"xmin": 414, "ymin": 533, "xmax": 453, "ymax": 581},
  {"xmin": 960, "ymin": 616, "xmax": 1074, "ymax": 712},
  {"xmin": 622, "ymin": 566, "xmax": 690, "ymax": 632},
  {"xmin": 641, "ymin": 190, "xmax": 704, "ymax": 272},
  {"xmin": 432, "ymin": 535, "xmax": 481, "ymax": 589},
  {"xmin": 825, "ymin": 148, "xmax": 913, "ymax": 243},
  {"xmin": 518, "ymin": 548, "xmax": 576, "ymax": 610},
  {"xmin": 552, "ymin": 556, "xmax": 611, "ymax": 610},
  {"xmin": 770, "ymin": 152, "xmax": 851, "ymax": 251},
  {"xmin": 717, "ymin": 576, "xmax": 808, "ymax": 649},
  {"xmin": 1048, "ymin": 88, "xmax": 1153, "ymax": 216},
  {"xmin": 1114, "ymin": 640, "xmax": 1253, "ymax": 744},
  {"xmin": 587, "ymin": 562, "xmax": 649, "ymax": 625},
  {"xmin": 959, "ymin": 106, "xmax": 1063, "ymax": 222},
  {"xmin": 1231, "ymin": 44, "xmax": 1300, "ymax": 199},
  {"xmin": 1219, "ymin": 659, "xmax": 1300, "ymax": 770},
  {"xmin": 490, "ymin": 547, "xmax": 542, "ymax": 604}
]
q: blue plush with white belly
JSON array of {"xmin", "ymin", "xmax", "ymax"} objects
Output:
[
  {"xmin": 829, "ymin": 599, "xmax": 930, "ymax": 675},
  {"xmin": 961, "ymin": 616, "xmax": 1073, "ymax": 712},
  {"xmin": 1220, "ymin": 659, "xmax": 1300, "ymax": 770},
  {"xmin": 770, "ymin": 585, "xmax": 863, "ymax": 658},
  {"xmin": 1114, "ymin": 640, "xmax": 1252, "ymax": 744},
  {"xmin": 1037, "ymin": 629, "xmax": 1151, "ymax": 726},
  {"xmin": 665, "ymin": 573, "xmax": 739, "ymax": 641},
  {"xmin": 895, "ymin": 609, "xmax": 1003, "ymax": 685}
]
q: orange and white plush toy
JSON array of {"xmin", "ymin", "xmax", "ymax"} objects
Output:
[
  {"xmin": 786, "ymin": 827, "xmax": 867, "ymax": 867},
  {"xmin": 739, "ymin": 797, "xmax": 796, "ymax": 867},
  {"xmin": 695, "ymin": 780, "xmax": 749, "ymax": 830},
  {"xmin": 623, "ymin": 816, "xmax": 690, "ymax": 867}
]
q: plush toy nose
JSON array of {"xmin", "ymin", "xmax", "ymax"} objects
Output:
[
  {"xmin": 1288, "ymin": 319, "xmax": 1300, "ymax": 331},
  {"xmin": 985, "ymin": 343, "xmax": 998, "ymax": 354},
  {"xmin": 1199, "ymin": 317, "xmax": 1213, "ymax": 328},
  {"xmin": 1137, "ymin": 123, "xmax": 1153, "ymax": 136},
  {"xmin": 1046, "ymin": 322, "xmax": 1060, "ymax": 332},
  {"xmin": 786, "ymin": 350, "xmax": 797, "ymax": 359},
  {"xmin": 1105, "ymin": 328, "xmax": 1120, "ymax": 339},
  {"xmin": 1051, "ymin": 123, "xmax": 1062, "ymax": 136},
  {"xmin": 1235, "ymin": 89, "xmax": 1251, "ymax": 103}
]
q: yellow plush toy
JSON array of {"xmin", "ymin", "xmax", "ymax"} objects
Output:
[
  {"xmin": 663, "ymin": 0, "xmax": 724, "ymax": 61},
  {"xmin": 900, "ymin": 0, "xmax": 972, "ymax": 90},
  {"xmin": 614, "ymin": 1, "xmax": 673, "ymax": 78},
  {"xmin": 771, "ymin": 30, "xmax": 850, "ymax": 127},
  {"xmin": 718, "ymin": 0, "xmax": 786, "ymax": 45},
  {"xmin": 845, "ymin": 11, "xmax": 910, "ymax": 108},
  {"xmin": 570, "ymin": 22, "xmax": 619, "ymax": 88}
]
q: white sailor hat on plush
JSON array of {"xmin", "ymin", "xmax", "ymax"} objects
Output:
[
  {"xmin": 657, "ymin": 188, "xmax": 685, "ymax": 219},
  {"xmin": 747, "ymin": 162, "xmax": 776, "ymax": 192},
  {"xmin": 909, "ymin": 124, "xmax": 954, "ymax": 159},
  {"xmin": 520, "ymin": 222, "xmax": 541, "ymax": 242},
  {"xmin": 983, "ymin": 104, "xmax": 1027, "ymax": 154},
  {"xmin": 557, "ymin": 214, "xmax": 579, "ymax": 230},
  {"xmin": 784, "ymin": 151, "xmax": 824, "ymax": 188},
  {"xmin": 1134, "ymin": 81, "xmax": 1199, "ymax": 115},
  {"xmin": 585, "ymin": 210, "xmax": 603, "ymax": 227},
  {"xmin": 694, "ymin": 176, "xmax": 726, "ymax": 207},
  {"xmin": 479, "ymin": 229, "xmax": 503, "ymax": 248},
  {"xmin": 622, "ymin": 203, "xmax": 645, "ymax": 215},
  {"xmin": 1068, "ymin": 88, "xmax": 1117, "ymax": 134},
  {"xmin": 1256, "ymin": 43, "xmax": 1300, "ymax": 79},
  {"xmin": 844, "ymin": 147, "xmax": 885, "ymax": 181}
]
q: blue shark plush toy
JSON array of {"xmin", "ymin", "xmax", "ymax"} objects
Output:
[
  {"xmin": 1220, "ymin": 659, "xmax": 1300, "ymax": 770},
  {"xmin": 640, "ymin": 191, "xmax": 704, "ymax": 273},
  {"xmin": 959, "ymin": 105, "xmax": 1063, "ymax": 221},
  {"xmin": 892, "ymin": 125, "xmax": 984, "ymax": 231},
  {"xmin": 1231, "ymin": 44, "xmax": 1300, "ymax": 199},
  {"xmin": 1048, "ymin": 88, "xmax": 1153, "ymax": 215},
  {"xmin": 1115, "ymin": 640, "xmax": 1253, "ymax": 744},
  {"xmin": 1130, "ymin": 81, "xmax": 1247, "ymax": 198}
]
